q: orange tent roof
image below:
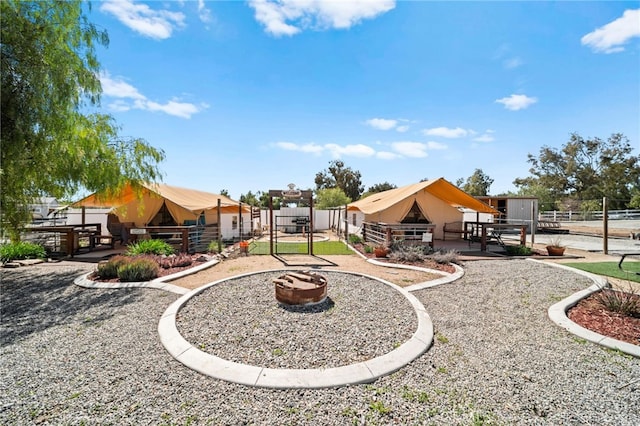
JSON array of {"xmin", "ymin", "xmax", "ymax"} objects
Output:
[
  {"xmin": 72, "ymin": 182, "xmax": 245, "ymax": 211},
  {"xmin": 348, "ymin": 178, "xmax": 498, "ymax": 214}
]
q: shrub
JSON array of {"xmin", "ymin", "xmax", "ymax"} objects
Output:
[
  {"xmin": 126, "ymin": 239, "xmax": 174, "ymax": 256},
  {"xmin": 505, "ymin": 245, "xmax": 533, "ymax": 256},
  {"xmin": 207, "ymin": 241, "xmax": 221, "ymax": 253},
  {"xmin": 157, "ymin": 253, "xmax": 193, "ymax": 269},
  {"xmin": 0, "ymin": 241, "xmax": 46, "ymax": 263},
  {"xmin": 95, "ymin": 255, "xmax": 131, "ymax": 279},
  {"xmin": 364, "ymin": 245, "xmax": 374, "ymax": 254},
  {"xmin": 389, "ymin": 244, "xmax": 426, "ymax": 263},
  {"xmin": 429, "ymin": 249, "xmax": 460, "ymax": 265},
  {"xmin": 348, "ymin": 234, "xmax": 362, "ymax": 244},
  {"xmin": 594, "ymin": 288, "xmax": 640, "ymax": 317},
  {"xmin": 117, "ymin": 258, "xmax": 159, "ymax": 282}
]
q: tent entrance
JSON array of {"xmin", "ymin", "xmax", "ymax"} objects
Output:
[{"xmin": 401, "ymin": 200, "xmax": 431, "ymax": 224}]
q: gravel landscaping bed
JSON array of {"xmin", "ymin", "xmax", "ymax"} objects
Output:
[
  {"xmin": 178, "ymin": 271, "xmax": 416, "ymax": 369},
  {"xmin": 1, "ymin": 260, "xmax": 639, "ymax": 425}
]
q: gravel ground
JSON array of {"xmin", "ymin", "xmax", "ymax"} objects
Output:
[
  {"xmin": 178, "ymin": 271, "xmax": 416, "ymax": 369},
  {"xmin": 1, "ymin": 259, "xmax": 639, "ymax": 425}
]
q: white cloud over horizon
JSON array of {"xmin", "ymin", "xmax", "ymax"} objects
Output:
[
  {"xmin": 248, "ymin": 0, "xmax": 395, "ymax": 37},
  {"xmin": 100, "ymin": 0, "xmax": 185, "ymax": 39},
  {"xmin": 274, "ymin": 138, "xmax": 448, "ymax": 160},
  {"xmin": 495, "ymin": 94, "xmax": 538, "ymax": 111},
  {"xmin": 365, "ymin": 117, "xmax": 411, "ymax": 132},
  {"xmin": 100, "ymin": 72, "xmax": 206, "ymax": 119},
  {"xmin": 581, "ymin": 9, "xmax": 640, "ymax": 54},
  {"xmin": 422, "ymin": 127, "xmax": 469, "ymax": 138}
]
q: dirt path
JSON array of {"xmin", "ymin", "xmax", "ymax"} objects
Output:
[{"xmin": 170, "ymin": 254, "xmax": 444, "ymax": 290}]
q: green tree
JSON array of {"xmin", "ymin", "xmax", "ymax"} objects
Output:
[
  {"xmin": 1, "ymin": 1, "xmax": 164, "ymax": 241},
  {"xmin": 315, "ymin": 188, "xmax": 351, "ymax": 209},
  {"xmin": 456, "ymin": 169, "xmax": 494, "ymax": 196},
  {"xmin": 360, "ymin": 181, "xmax": 397, "ymax": 199},
  {"xmin": 513, "ymin": 133, "xmax": 640, "ymax": 210},
  {"xmin": 239, "ymin": 190, "xmax": 260, "ymax": 206},
  {"xmin": 314, "ymin": 160, "xmax": 364, "ymax": 201},
  {"xmin": 219, "ymin": 189, "xmax": 230, "ymax": 197}
]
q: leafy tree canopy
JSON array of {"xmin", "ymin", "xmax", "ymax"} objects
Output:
[
  {"xmin": 315, "ymin": 188, "xmax": 351, "ymax": 209},
  {"xmin": 239, "ymin": 190, "xmax": 260, "ymax": 206},
  {"xmin": 456, "ymin": 169, "xmax": 493, "ymax": 196},
  {"xmin": 1, "ymin": 0, "xmax": 164, "ymax": 241},
  {"xmin": 314, "ymin": 160, "xmax": 363, "ymax": 201},
  {"xmin": 360, "ymin": 181, "xmax": 397, "ymax": 199},
  {"xmin": 513, "ymin": 133, "xmax": 640, "ymax": 210}
]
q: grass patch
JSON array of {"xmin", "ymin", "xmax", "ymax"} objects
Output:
[
  {"xmin": 249, "ymin": 241, "xmax": 353, "ymax": 255},
  {"xmin": 563, "ymin": 262, "xmax": 640, "ymax": 283}
]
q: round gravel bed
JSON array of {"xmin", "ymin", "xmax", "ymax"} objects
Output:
[{"xmin": 177, "ymin": 271, "xmax": 416, "ymax": 369}]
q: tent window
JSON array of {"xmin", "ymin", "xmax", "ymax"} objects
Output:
[
  {"xmin": 232, "ymin": 215, "xmax": 238, "ymax": 230},
  {"xmin": 401, "ymin": 201, "xmax": 430, "ymax": 224},
  {"xmin": 352, "ymin": 213, "xmax": 356, "ymax": 226}
]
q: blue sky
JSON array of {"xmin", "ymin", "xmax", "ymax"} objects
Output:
[{"xmin": 89, "ymin": 0, "xmax": 640, "ymax": 200}]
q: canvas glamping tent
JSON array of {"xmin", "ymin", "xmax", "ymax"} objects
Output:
[
  {"xmin": 347, "ymin": 178, "xmax": 498, "ymax": 240},
  {"xmin": 72, "ymin": 182, "xmax": 249, "ymax": 230}
]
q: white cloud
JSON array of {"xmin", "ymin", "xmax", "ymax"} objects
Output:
[
  {"xmin": 391, "ymin": 142, "xmax": 428, "ymax": 158},
  {"xmin": 426, "ymin": 141, "xmax": 448, "ymax": 150},
  {"xmin": 581, "ymin": 9, "xmax": 640, "ymax": 54},
  {"xmin": 100, "ymin": 0, "xmax": 185, "ymax": 40},
  {"xmin": 274, "ymin": 142, "xmax": 324, "ymax": 154},
  {"xmin": 100, "ymin": 74, "xmax": 146, "ymax": 100},
  {"xmin": 495, "ymin": 94, "xmax": 537, "ymax": 111},
  {"xmin": 395, "ymin": 125, "xmax": 409, "ymax": 133},
  {"xmin": 100, "ymin": 72, "xmax": 205, "ymax": 119},
  {"xmin": 503, "ymin": 57, "xmax": 523, "ymax": 69},
  {"xmin": 325, "ymin": 143, "xmax": 376, "ymax": 158},
  {"xmin": 197, "ymin": 0, "xmax": 213, "ymax": 24},
  {"xmin": 473, "ymin": 130, "xmax": 495, "ymax": 142},
  {"xmin": 423, "ymin": 127, "xmax": 468, "ymax": 138},
  {"xmin": 248, "ymin": 0, "xmax": 395, "ymax": 37},
  {"xmin": 366, "ymin": 118, "xmax": 398, "ymax": 130}
]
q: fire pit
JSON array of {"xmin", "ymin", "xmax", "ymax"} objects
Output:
[{"xmin": 273, "ymin": 271, "xmax": 327, "ymax": 305}]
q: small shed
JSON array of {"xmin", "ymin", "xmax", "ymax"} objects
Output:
[{"xmin": 475, "ymin": 196, "xmax": 538, "ymax": 230}]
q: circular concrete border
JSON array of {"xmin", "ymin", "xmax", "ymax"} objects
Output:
[
  {"xmin": 532, "ymin": 259, "xmax": 640, "ymax": 358},
  {"xmin": 158, "ymin": 269, "xmax": 434, "ymax": 389}
]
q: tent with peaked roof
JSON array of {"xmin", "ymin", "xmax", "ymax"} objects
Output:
[
  {"xmin": 347, "ymin": 178, "xmax": 498, "ymax": 240},
  {"xmin": 72, "ymin": 182, "xmax": 248, "ymax": 227}
]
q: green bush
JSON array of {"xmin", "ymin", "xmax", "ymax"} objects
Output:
[
  {"xmin": 207, "ymin": 241, "xmax": 221, "ymax": 253},
  {"xmin": 364, "ymin": 245, "xmax": 374, "ymax": 254},
  {"xmin": 348, "ymin": 234, "xmax": 362, "ymax": 244},
  {"xmin": 95, "ymin": 255, "xmax": 131, "ymax": 279},
  {"xmin": 0, "ymin": 241, "xmax": 46, "ymax": 263},
  {"xmin": 117, "ymin": 258, "xmax": 159, "ymax": 282},
  {"xmin": 126, "ymin": 239, "xmax": 174, "ymax": 256},
  {"xmin": 504, "ymin": 245, "xmax": 533, "ymax": 256}
]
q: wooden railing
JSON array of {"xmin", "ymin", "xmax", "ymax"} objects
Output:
[{"xmin": 362, "ymin": 222, "xmax": 436, "ymax": 248}]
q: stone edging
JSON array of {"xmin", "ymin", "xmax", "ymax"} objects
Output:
[
  {"xmin": 530, "ymin": 259, "xmax": 640, "ymax": 358},
  {"xmin": 158, "ymin": 269, "xmax": 434, "ymax": 389},
  {"xmin": 73, "ymin": 258, "xmax": 220, "ymax": 295},
  {"xmin": 346, "ymin": 243, "xmax": 464, "ymax": 291}
]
